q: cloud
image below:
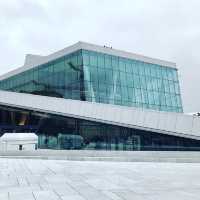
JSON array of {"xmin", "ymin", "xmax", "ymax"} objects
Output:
[{"xmin": 0, "ymin": 0, "xmax": 200, "ymax": 112}]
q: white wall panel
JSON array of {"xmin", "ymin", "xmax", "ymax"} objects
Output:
[
  {"xmin": 144, "ymin": 110, "xmax": 159, "ymax": 129},
  {"xmin": 101, "ymin": 105, "xmax": 115, "ymax": 122},
  {"xmin": 119, "ymin": 108, "xmax": 133, "ymax": 125},
  {"xmin": 164, "ymin": 113, "xmax": 178, "ymax": 133},
  {"xmin": 0, "ymin": 90, "xmax": 200, "ymax": 140},
  {"xmin": 175, "ymin": 114, "xmax": 193, "ymax": 135},
  {"xmin": 135, "ymin": 109, "xmax": 146, "ymax": 127},
  {"xmin": 157, "ymin": 112, "xmax": 166, "ymax": 131},
  {"xmin": 77, "ymin": 102, "xmax": 88, "ymax": 117},
  {"xmin": 192, "ymin": 116, "xmax": 200, "ymax": 135},
  {"xmin": 129, "ymin": 109, "xmax": 139, "ymax": 126},
  {"xmin": 108, "ymin": 106, "xmax": 122, "ymax": 123},
  {"xmin": 92, "ymin": 103, "xmax": 106, "ymax": 120},
  {"xmin": 156, "ymin": 112, "xmax": 177, "ymax": 133}
]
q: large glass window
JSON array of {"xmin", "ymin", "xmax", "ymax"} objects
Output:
[{"xmin": 0, "ymin": 49, "xmax": 183, "ymax": 113}]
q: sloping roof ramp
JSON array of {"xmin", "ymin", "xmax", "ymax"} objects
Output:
[{"xmin": 0, "ymin": 90, "xmax": 199, "ymax": 140}]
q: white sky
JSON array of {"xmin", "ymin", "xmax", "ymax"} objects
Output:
[{"xmin": 0, "ymin": 0, "xmax": 199, "ymax": 113}]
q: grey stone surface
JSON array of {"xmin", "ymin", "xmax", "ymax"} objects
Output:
[
  {"xmin": 2, "ymin": 150, "xmax": 200, "ymax": 163},
  {"xmin": 0, "ymin": 158, "xmax": 200, "ymax": 199}
]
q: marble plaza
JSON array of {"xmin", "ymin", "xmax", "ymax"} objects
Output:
[{"xmin": 0, "ymin": 159, "xmax": 199, "ymax": 200}]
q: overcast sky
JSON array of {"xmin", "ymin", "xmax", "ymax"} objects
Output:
[{"xmin": 0, "ymin": 0, "xmax": 199, "ymax": 113}]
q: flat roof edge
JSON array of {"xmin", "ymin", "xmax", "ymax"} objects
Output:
[
  {"xmin": 0, "ymin": 41, "xmax": 177, "ymax": 81},
  {"xmin": 79, "ymin": 41, "xmax": 176, "ymax": 68}
]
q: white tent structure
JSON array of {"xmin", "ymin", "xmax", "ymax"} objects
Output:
[{"xmin": 0, "ymin": 133, "xmax": 38, "ymax": 151}]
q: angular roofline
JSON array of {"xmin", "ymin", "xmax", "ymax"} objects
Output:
[{"xmin": 0, "ymin": 41, "xmax": 177, "ymax": 81}]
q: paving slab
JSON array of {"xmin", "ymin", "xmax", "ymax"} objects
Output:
[{"xmin": 0, "ymin": 159, "xmax": 200, "ymax": 200}]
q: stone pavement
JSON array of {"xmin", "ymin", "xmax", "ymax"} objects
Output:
[{"xmin": 0, "ymin": 159, "xmax": 200, "ymax": 200}]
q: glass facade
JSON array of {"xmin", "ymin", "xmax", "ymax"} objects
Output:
[
  {"xmin": 0, "ymin": 49, "xmax": 183, "ymax": 112},
  {"xmin": 82, "ymin": 50, "xmax": 183, "ymax": 112},
  {"xmin": 0, "ymin": 106, "xmax": 199, "ymax": 151}
]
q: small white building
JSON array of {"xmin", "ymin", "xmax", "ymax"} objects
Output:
[{"xmin": 0, "ymin": 133, "xmax": 38, "ymax": 151}]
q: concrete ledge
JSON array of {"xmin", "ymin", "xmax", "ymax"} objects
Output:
[{"xmin": 1, "ymin": 150, "xmax": 200, "ymax": 163}]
